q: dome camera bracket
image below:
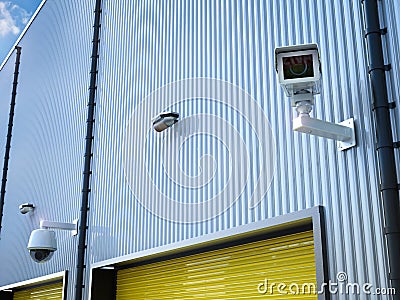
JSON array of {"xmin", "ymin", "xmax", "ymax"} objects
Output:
[{"xmin": 40, "ymin": 219, "xmax": 78, "ymax": 236}]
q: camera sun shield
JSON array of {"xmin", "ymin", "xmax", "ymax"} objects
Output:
[{"xmin": 275, "ymin": 44, "xmax": 321, "ymax": 97}]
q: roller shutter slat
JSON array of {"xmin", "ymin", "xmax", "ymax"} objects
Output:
[
  {"xmin": 116, "ymin": 231, "xmax": 317, "ymax": 299},
  {"xmin": 13, "ymin": 282, "xmax": 63, "ymax": 300}
]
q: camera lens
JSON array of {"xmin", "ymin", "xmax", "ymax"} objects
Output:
[
  {"xmin": 35, "ymin": 250, "xmax": 50, "ymax": 261},
  {"xmin": 30, "ymin": 249, "xmax": 54, "ymax": 263},
  {"xmin": 283, "ymin": 54, "xmax": 314, "ymax": 79}
]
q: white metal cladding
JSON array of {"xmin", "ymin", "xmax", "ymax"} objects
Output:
[
  {"xmin": 382, "ymin": 0, "xmax": 400, "ymax": 180},
  {"xmin": 88, "ymin": 0, "xmax": 392, "ymax": 299},
  {"xmin": 0, "ymin": 0, "xmax": 94, "ymax": 297}
]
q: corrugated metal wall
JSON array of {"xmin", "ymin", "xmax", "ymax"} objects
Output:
[
  {"xmin": 0, "ymin": 0, "xmax": 398, "ymax": 299},
  {"xmin": 88, "ymin": 0, "xmax": 392, "ymax": 299},
  {"xmin": 0, "ymin": 0, "xmax": 94, "ymax": 298}
]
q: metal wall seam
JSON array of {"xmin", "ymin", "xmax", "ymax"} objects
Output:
[
  {"xmin": 364, "ymin": 0, "xmax": 400, "ymax": 294},
  {"xmin": 0, "ymin": 53, "xmax": 17, "ymax": 194},
  {"xmin": 0, "ymin": 47, "xmax": 21, "ymax": 234},
  {"xmin": 75, "ymin": 0, "xmax": 102, "ymax": 298}
]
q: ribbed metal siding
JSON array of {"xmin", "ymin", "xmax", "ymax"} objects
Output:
[
  {"xmin": 89, "ymin": 0, "xmax": 388, "ymax": 299},
  {"xmin": 0, "ymin": 0, "xmax": 94, "ymax": 297}
]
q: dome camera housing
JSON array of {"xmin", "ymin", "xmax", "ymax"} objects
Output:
[
  {"xmin": 19, "ymin": 203, "xmax": 35, "ymax": 214},
  {"xmin": 153, "ymin": 112, "xmax": 179, "ymax": 132},
  {"xmin": 27, "ymin": 229, "xmax": 57, "ymax": 263}
]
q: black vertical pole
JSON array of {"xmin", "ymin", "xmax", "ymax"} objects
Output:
[
  {"xmin": 75, "ymin": 0, "xmax": 101, "ymax": 298},
  {"xmin": 363, "ymin": 0, "xmax": 400, "ymax": 297},
  {"xmin": 0, "ymin": 46, "xmax": 21, "ymax": 234}
]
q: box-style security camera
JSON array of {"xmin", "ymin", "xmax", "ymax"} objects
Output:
[
  {"xmin": 275, "ymin": 43, "xmax": 321, "ymax": 99},
  {"xmin": 274, "ymin": 43, "xmax": 356, "ymax": 151}
]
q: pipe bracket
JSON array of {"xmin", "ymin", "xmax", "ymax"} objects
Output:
[
  {"xmin": 388, "ymin": 102, "xmax": 396, "ymax": 109},
  {"xmin": 368, "ymin": 64, "xmax": 392, "ymax": 73},
  {"xmin": 376, "ymin": 140, "xmax": 397, "ymax": 150},
  {"xmin": 365, "ymin": 27, "xmax": 387, "ymax": 37},
  {"xmin": 380, "ymin": 183, "xmax": 400, "ymax": 191},
  {"xmin": 389, "ymin": 273, "xmax": 400, "ymax": 281},
  {"xmin": 394, "ymin": 141, "xmax": 400, "ymax": 148},
  {"xmin": 384, "ymin": 226, "xmax": 400, "ymax": 235},
  {"xmin": 372, "ymin": 103, "xmax": 393, "ymax": 111}
]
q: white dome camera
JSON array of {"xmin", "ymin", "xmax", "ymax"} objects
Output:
[
  {"xmin": 153, "ymin": 112, "xmax": 179, "ymax": 132},
  {"xmin": 27, "ymin": 219, "xmax": 78, "ymax": 263},
  {"xmin": 27, "ymin": 229, "xmax": 57, "ymax": 263}
]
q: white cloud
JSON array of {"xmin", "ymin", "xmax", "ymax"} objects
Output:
[{"xmin": 0, "ymin": 1, "xmax": 32, "ymax": 37}]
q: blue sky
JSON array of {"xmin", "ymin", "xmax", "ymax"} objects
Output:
[{"xmin": 0, "ymin": 0, "xmax": 42, "ymax": 63}]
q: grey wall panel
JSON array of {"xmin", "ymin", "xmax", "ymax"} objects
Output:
[
  {"xmin": 0, "ymin": 0, "xmax": 94, "ymax": 297},
  {"xmin": 89, "ymin": 0, "xmax": 389, "ymax": 299}
]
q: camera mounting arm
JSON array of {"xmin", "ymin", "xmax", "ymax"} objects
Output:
[
  {"xmin": 40, "ymin": 219, "xmax": 78, "ymax": 236},
  {"xmin": 293, "ymin": 114, "xmax": 356, "ymax": 150},
  {"xmin": 292, "ymin": 95, "xmax": 356, "ymax": 151}
]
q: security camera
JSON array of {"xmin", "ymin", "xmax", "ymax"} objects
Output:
[
  {"xmin": 275, "ymin": 43, "xmax": 321, "ymax": 101},
  {"xmin": 19, "ymin": 203, "xmax": 35, "ymax": 214},
  {"xmin": 153, "ymin": 112, "xmax": 179, "ymax": 132},
  {"xmin": 27, "ymin": 219, "xmax": 78, "ymax": 263},
  {"xmin": 274, "ymin": 43, "xmax": 356, "ymax": 151},
  {"xmin": 27, "ymin": 229, "xmax": 57, "ymax": 263}
]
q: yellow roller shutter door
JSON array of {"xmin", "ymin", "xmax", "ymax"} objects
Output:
[
  {"xmin": 13, "ymin": 281, "xmax": 63, "ymax": 300},
  {"xmin": 117, "ymin": 230, "xmax": 317, "ymax": 299}
]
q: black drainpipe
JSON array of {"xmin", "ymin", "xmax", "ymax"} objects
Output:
[
  {"xmin": 0, "ymin": 46, "xmax": 22, "ymax": 234},
  {"xmin": 75, "ymin": 0, "xmax": 101, "ymax": 299},
  {"xmin": 363, "ymin": 0, "xmax": 400, "ymax": 296}
]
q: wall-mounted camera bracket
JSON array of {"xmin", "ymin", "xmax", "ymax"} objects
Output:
[
  {"xmin": 293, "ymin": 113, "xmax": 356, "ymax": 151},
  {"xmin": 40, "ymin": 219, "xmax": 79, "ymax": 236}
]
